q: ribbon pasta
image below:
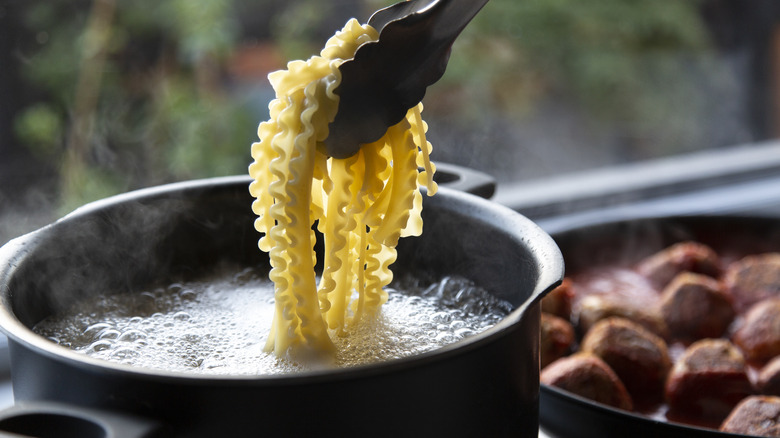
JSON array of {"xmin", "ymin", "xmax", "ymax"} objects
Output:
[{"xmin": 248, "ymin": 19, "xmax": 438, "ymax": 359}]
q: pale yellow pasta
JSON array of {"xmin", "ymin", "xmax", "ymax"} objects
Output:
[{"xmin": 248, "ymin": 19, "xmax": 438, "ymax": 359}]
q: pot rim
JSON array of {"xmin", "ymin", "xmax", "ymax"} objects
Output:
[
  {"xmin": 540, "ymin": 385, "xmax": 746, "ymax": 437},
  {"xmin": 0, "ymin": 177, "xmax": 563, "ymax": 385}
]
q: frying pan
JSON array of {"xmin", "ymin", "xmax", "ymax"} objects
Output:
[{"xmin": 540, "ymin": 214, "xmax": 780, "ymax": 438}]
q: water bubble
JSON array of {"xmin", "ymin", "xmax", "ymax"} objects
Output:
[
  {"xmin": 98, "ymin": 329, "xmax": 120, "ymax": 340},
  {"xmin": 87, "ymin": 340, "xmax": 113, "ymax": 353},
  {"xmin": 179, "ymin": 289, "xmax": 197, "ymax": 301},
  {"xmin": 173, "ymin": 311, "xmax": 191, "ymax": 322},
  {"xmin": 421, "ymin": 284, "xmax": 438, "ymax": 297},
  {"xmin": 126, "ymin": 292, "xmax": 156, "ymax": 316},
  {"xmin": 110, "ymin": 347, "xmax": 140, "ymax": 360},
  {"xmin": 454, "ymin": 328, "xmax": 476, "ymax": 338},
  {"xmin": 406, "ymin": 296, "xmax": 423, "ymax": 306},
  {"xmin": 83, "ymin": 323, "xmax": 112, "ymax": 339},
  {"xmin": 117, "ymin": 329, "xmax": 147, "ymax": 343},
  {"xmin": 435, "ymin": 332, "xmax": 454, "ymax": 344},
  {"xmin": 431, "ymin": 311, "xmax": 450, "ymax": 323},
  {"xmin": 182, "ymin": 334, "xmax": 201, "ymax": 344},
  {"xmin": 201, "ymin": 358, "xmax": 225, "ymax": 370},
  {"xmin": 183, "ymin": 357, "xmax": 204, "ymax": 368},
  {"xmin": 450, "ymin": 320, "xmax": 466, "ymax": 330}
]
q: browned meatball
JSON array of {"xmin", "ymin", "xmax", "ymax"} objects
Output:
[
  {"xmin": 757, "ymin": 356, "xmax": 780, "ymax": 396},
  {"xmin": 541, "ymin": 353, "xmax": 633, "ymax": 411},
  {"xmin": 636, "ymin": 241, "xmax": 721, "ymax": 289},
  {"xmin": 541, "ymin": 277, "xmax": 574, "ymax": 320},
  {"xmin": 576, "ymin": 294, "xmax": 667, "ymax": 338},
  {"xmin": 665, "ymin": 339, "xmax": 753, "ymax": 423},
  {"xmin": 733, "ymin": 298, "xmax": 780, "ymax": 362},
  {"xmin": 580, "ymin": 317, "xmax": 671, "ymax": 402},
  {"xmin": 724, "ymin": 253, "xmax": 780, "ymax": 312},
  {"xmin": 720, "ymin": 396, "xmax": 780, "ymax": 436},
  {"xmin": 540, "ymin": 312, "xmax": 575, "ymax": 369},
  {"xmin": 659, "ymin": 272, "xmax": 735, "ymax": 340}
]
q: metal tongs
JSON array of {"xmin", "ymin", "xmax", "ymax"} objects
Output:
[{"xmin": 322, "ymin": 0, "xmax": 490, "ymax": 158}]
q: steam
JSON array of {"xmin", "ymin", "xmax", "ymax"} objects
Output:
[{"xmin": 0, "ymin": 185, "xmax": 58, "ymax": 248}]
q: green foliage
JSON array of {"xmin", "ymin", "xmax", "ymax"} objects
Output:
[
  {"xmin": 451, "ymin": 0, "xmax": 709, "ymax": 102},
  {"xmin": 14, "ymin": 0, "xmax": 720, "ymax": 211},
  {"xmin": 58, "ymin": 160, "xmax": 128, "ymax": 215},
  {"xmin": 170, "ymin": 0, "xmax": 237, "ymax": 62},
  {"xmin": 150, "ymin": 77, "xmax": 254, "ymax": 180},
  {"xmin": 19, "ymin": 3, "xmax": 85, "ymax": 105},
  {"xmin": 16, "ymin": 0, "xmax": 252, "ymax": 211},
  {"xmin": 440, "ymin": 0, "xmax": 715, "ymax": 155},
  {"xmin": 270, "ymin": 0, "xmax": 326, "ymax": 59},
  {"xmin": 13, "ymin": 103, "xmax": 62, "ymax": 159}
]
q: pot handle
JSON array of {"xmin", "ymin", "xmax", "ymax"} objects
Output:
[
  {"xmin": 433, "ymin": 163, "xmax": 496, "ymax": 199},
  {"xmin": 0, "ymin": 401, "xmax": 166, "ymax": 438}
]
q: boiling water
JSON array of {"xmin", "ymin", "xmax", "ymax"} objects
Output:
[{"xmin": 34, "ymin": 269, "xmax": 513, "ymax": 375}]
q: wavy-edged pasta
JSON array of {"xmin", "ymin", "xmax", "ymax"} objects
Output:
[{"xmin": 248, "ymin": 19, "xmax": 438, "ymax": 359}]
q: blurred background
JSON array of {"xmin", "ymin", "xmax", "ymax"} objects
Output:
[{"xmin": 2, "ymin": 0, "xmax": 780, "ymax": 245}]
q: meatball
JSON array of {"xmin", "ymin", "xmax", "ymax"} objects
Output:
[
  {"xmin": 540, "ymin": 312, "xmax": 575, "ymax": 369},
  {"xmin": 720, "ymin": 396, "xmax": 780, "ymax": 436},
  {"xmin": 576, "ymin": 294, "xmax": 667, "ymax": 338},
  {"xmin": 580, "ymin": 317, "xmax": 671, "ymax": 401},
  {"xmin": 659, "ymin": 272, "xmax": 735, "ymax": 340},
  {"xmin": 724, "ymin": 253, "xmax": 780, "ymax": 312},
  {"xmin": 732, "ymin": 298, "xmax": 780, "ymax": 362},
  {"xmin": 665, "ymin": 339, "xmax": 753, "ymax": 422},
  {"xmin": 758, "ymin": 356, "xmax": 780, "ymax": 396},
  {"xmin": 541, "ymin": 277, "xmax": 574, "ymax": 320},
  {"xmin": 636, "ymin": 241, "xmax": 721, "ymax": 289},
  {"xmin": 541, "ymin": 353, "xmax": 633, "ymax": 411}
]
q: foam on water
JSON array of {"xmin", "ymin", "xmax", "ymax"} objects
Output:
[{"xmin": 34, "ymin": 269, "xmax": 513, "ymax": 375}]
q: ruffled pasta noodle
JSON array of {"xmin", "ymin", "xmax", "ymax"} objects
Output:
[{"xmin": 248, "ymin": 19, "xmax": 438, "ymax": 359}]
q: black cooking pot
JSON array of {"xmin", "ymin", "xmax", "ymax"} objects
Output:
[
  {"xmin": 0, "ymin": 175, "xmax": 562, "ymax": 438},
  {"xmin": 539, "ymin": 214, "xmax": 780, "ymax": 438}
]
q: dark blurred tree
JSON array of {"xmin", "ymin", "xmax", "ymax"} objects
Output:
[
  {"xmin": 10, "ymin": 0, "xmax": 729, "ymax": 213},
  {"xmin": 14, "ymin": 0, "xmax": 254, "ymax": 213},
  {"xmin": 440, "ymin": 0, "xmax": 719, "ymax": 159}
]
